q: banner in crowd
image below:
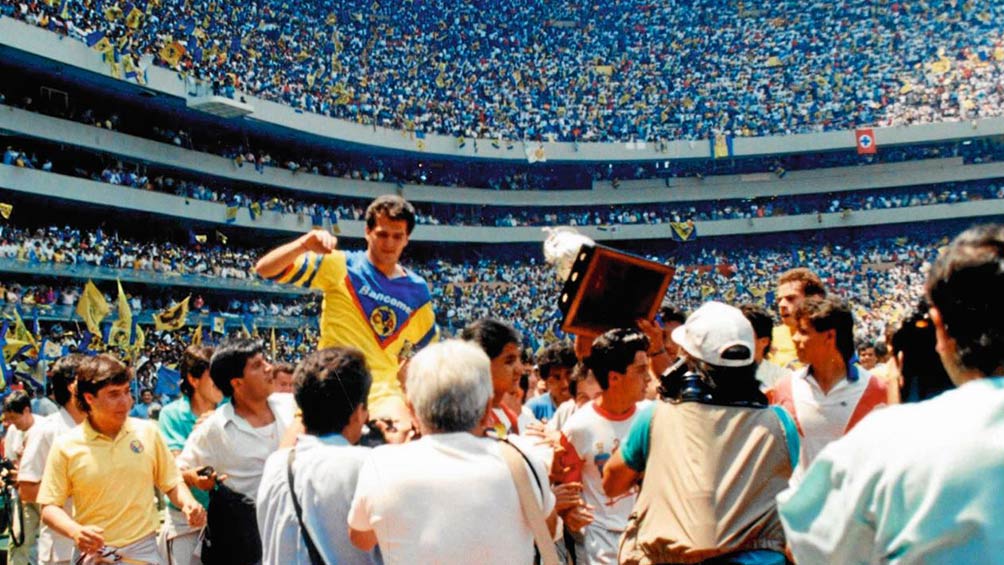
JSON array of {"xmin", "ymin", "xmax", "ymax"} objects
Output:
[
  {"xmin": 249, "ymin": 201, "xmax": 263, "ymax": 220},
  {"xmin": 525, "ymin": 143, "xmax": 546, "ymax": 163},
  {"xmin": 153, "ymin": 297, "xmax": 190, "ymax": 331},
  {"xmin": 855, "ymin": 128, "xmax": 877, "ymax": 155},
  {"xmin": 709, "ymin": 134, "xmax": 734, "ymax": 158},
  {"xmin": 154, "ymin": 365, "xmax": 182, "ymax": 397},
  {"xmin": 76, "ymin": 280, "xmax": 111, "ymax": 335},
  {"xmin": 159, "ymin": 41, "xmax": 186, "ymax": 67},
  {"xmin": 670, "ymin": 221, "xmax": 697, "ymax": 241}
]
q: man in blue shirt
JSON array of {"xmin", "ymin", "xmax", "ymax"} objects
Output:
[
  {"xmin": 256, "ymin": 347, "xmax": 380, "ymax": 565},
  {"xmin": 525, "ymin": 342, "xmax": 576, "ymax": 424},
  {"xmin": 128, "ymin": 388, "xmax": 159, "ymax": 419}
]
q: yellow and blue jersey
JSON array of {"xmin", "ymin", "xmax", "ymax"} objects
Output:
[{"xmin": 268, "ymin": 250, "xmax": 439, "ymax": 405}]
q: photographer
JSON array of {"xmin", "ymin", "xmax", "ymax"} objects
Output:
[
  {"xmin": 602, "ymin": 302, "xmax": 799, "ymax": 565},
  {"xmin": 778, "ymin": 224, "xmax": 1004, "ymax": 562}
]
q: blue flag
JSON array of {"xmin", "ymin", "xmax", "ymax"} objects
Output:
[
  {"xmin": 85, "ymin": 30, "xmax": 105, "ymax": 47},
  {"xmin": 77, "ymin": 330, "xmax": 95, "ymax": 356},
  {"xmin": 154, "ymin": 365, "xmax": 182, "ymax": 398},
  {"xmin": 31, "ymin": 309, "xmax": 40, "ymax": 338}
]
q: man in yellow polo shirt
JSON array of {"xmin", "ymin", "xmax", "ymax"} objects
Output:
[{"xmin": 38, "ymin": 354, "xmax": 206, "ymax": 564}]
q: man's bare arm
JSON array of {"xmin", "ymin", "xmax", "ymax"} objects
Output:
[
  {"xmin": 254, "ymin": 230, "xmax": 338, "ymax": 279},
  {"xmin": 18, "ymin": 481, "xmax": 39, "ymax": 504}
]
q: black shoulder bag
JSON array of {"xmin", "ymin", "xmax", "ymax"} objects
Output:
[
  {"xmin": 287, "ymin": 448, "xmax": 328, "ymax": 565},
  {"xmin": 201, "ymin": 479, "xmax": 263, "ymax": 565}
]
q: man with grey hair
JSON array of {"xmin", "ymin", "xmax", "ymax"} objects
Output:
[{"xmin": 348, "ymin": 339, "xmax": 555, "ymax": 564}]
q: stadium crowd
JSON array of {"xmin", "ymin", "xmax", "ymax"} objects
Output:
[
  {"xmin": 6, "ymin": 141, "xmax": 1004, "ymax": 229},
  {"xmin": 0, "ymin": 217, "xmax": 943, "ymax": 358},
  {"xmin": 0, "ymin": 282, "xmax": 318, "ymax": 319},
  {"xmin": 5, "ymin": 0, "xmax": 1004, "ymax": 143},
  {"xmin": 1, "ymin": 196, "xmax": 1000, "ymax": 564},
  {"xmin": 4, "ymin": 82, "xmax": 1004, "ymax": 194}
]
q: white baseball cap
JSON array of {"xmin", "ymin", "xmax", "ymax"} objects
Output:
[{"xmin": 670, "ymin": 301, "xmax": 755, "ymax": 367}]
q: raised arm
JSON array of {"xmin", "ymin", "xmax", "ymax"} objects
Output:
[{"xmin": 254, "ymin": 230, "xmax": 338, "ymax": 279}]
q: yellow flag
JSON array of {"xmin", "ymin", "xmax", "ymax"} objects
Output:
[
  {"xmin": 212, "ymin": 316, "xmax": 226, "ymax": 334},
  {"xmin": 928, "ymin": 58, "xmax": 951, "ymax": 74},
  {"xmin": 11, "ymin": 309, "xmax": 38, "ymax": 351},
  {"xmin": 159, "ymin": 41, "xmax": 186, "ymax": 66},
  {"xmin": 192, "ymin": 323, "xmax": 203, "ymax": 346},
  {"xmin": 93, "ymin": 36, "xmax": 113, "ymax": 55},
  {"xmin": 0, "ymin": 203, "xmax": 12, "ymax": 219},
  {"xmin": 76, "ymin": 280, "xmax": 111, "ymax": 335},
  {"xmin": 671, "ymin": 221, "xmax": 696, "ymax": 241},
  {"xmin": 153, "ymin": 296, "xmax": 190, "ymax": 331},
  {"xmin": 125, "ymin": 4, "xmax": 144, "ymax": 28},
  {"xmin": 116, "ymin": 279, "xmax": 132, "ymax": 327},
  {"xmin": 104, "ymin": 4, "xmax": 123, "ymax": 21}
]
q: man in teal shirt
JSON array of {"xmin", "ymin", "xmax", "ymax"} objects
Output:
[{"xmin": 157, "ymin": 345, "xmax": 221, "ymax": 565}]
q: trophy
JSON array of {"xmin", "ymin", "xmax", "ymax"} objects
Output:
[{"xmin": 543, "ymin": 228, "xmax": 675, "ymax": 337}]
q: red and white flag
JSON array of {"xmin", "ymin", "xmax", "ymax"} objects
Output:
[{"xmin": 855, "ymin": 128, "xmax": 877, "ymax": 154}]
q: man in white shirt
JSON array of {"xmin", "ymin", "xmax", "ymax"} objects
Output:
[
  {"xmin": 18, "ymin": 355, "xmax": 87, "ymax": 565},
  {"xmin": 178, "ymin": 338, "xmax": 295, "ymax": 563},
  {"xmin": 4, "ymin": 390, "xmax": 39, "ymax": 565},
  {"xmin": 768, "ymin": 296, "xmax": 887, "ymax": 485},
  {"xmin": 554, "ymin": 328, "xmax": 653, "ymax": 564},
  {"xmin": 257, "ymin": 347, "xmax": 380, "ymax": 565},
  {"xmin": 3, "ymin": 390, "xmax": 36, "ymax": 462},
  {"xmin": 348, "ymin": 340, "xmax": 555, "ymax": 565},
  {"xmin": 779, "ymin": 223, "xmax": 1004, "ymax": 562}
]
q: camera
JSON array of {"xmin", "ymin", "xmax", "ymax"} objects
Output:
[{"xmin": 658, "ymin": 358, "xmax": 715, "ymax": 404}]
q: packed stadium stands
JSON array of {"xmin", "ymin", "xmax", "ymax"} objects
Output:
[
  {"xmin": 1, "ymin": 0, "xmax": 1004, "ymax": 400},
  {"xmin": 4, "ymin": 0, "xmax": 1004, "ymax": 143}
]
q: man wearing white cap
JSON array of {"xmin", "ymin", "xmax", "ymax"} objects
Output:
[{"xmin": 602, "ymin": 302, "xmax": 799, "ymax": 565}]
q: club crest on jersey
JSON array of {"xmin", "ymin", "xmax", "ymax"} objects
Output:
[
  {"xmin": 370, "ymin": 306, "xmax": 398, "ymax": 337},
  {"xmin": 130, "ymin": 440, "xmax": 144, "ymax": 454}
]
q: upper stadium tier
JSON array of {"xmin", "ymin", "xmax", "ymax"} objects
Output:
[{"xmin": 2, "ymin": 2, "xmax": 1004, "ymax": 160}]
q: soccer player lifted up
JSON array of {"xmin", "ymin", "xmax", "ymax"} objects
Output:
[{"xmin": 255, "ymin": 195, "xmax": 438, "ymax": 427}]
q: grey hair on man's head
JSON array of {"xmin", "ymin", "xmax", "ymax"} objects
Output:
[{"xmin": 406, "ymin": 340, "xmax": 493, "ymax": 433}]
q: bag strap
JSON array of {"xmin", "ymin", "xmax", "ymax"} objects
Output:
[
  {"xmin": 498, "ymin": 440, "xmax": 559, "ymax": 565},
  {"xmin": 286, "ymin": 448, "xmax": 328, "ymax": 565}
]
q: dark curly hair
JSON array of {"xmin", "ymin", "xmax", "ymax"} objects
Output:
[
  {"xmin": 179, "ymin": 345, "xmax": 214, "ymax": 398},
  {"xmin": 585, "ymin": 328, "xmax": 649, "ymax": 390},
  {"xmin": 926, "ymin": 224, "xmax": 1004, "ymax": 376},
  {"xmin": 294, "ymin": 348, "xmax": 372, "ymax": 435}
]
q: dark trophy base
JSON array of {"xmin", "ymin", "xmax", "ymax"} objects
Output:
[{"xmin": 558, "ymin": 244, "xmax": 675, "ymax": 337}]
